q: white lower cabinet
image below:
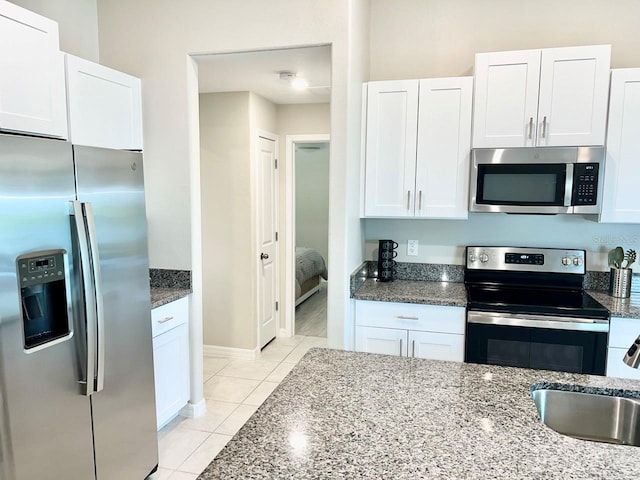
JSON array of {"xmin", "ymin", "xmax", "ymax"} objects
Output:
[
  {"xmin": 606, "ymin": 316, "xmax": 640, "ymax": 380},
  {"xmin": 152, "ymin": 296, "xmax": 190, "ymax": 430},
  {"xmin": 355, "ymin": 300, "xmax": 465, "ymax": 361}
]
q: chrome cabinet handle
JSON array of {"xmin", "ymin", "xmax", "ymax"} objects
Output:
[
  {"xmin": 541, "ymin": 116, "xmax": 547, "ymax": 138},
  {"xmin": 260, "ymin": 253, "xmax": 269, "ymax": 260},
  {"xmin": 407, "ymin": 191, "xmax": 411, "ymax": 210},
  {"xmin": 528, "ymin": 117, "xmax": 534, "ymax": 139},
  {"xmin": 71, "ymin": 201, "xmax": 96, "ymax": 397},
  {"xmin": 396, "ymin": 315, "xmax": 419, "ymax": 320},
  {"xmin": 418, "ymin": 190, "xmax": 423, "ymax": 211},
  {"xmin": 158, "ymin": 316, "xmax": 174, "ymax": 324},
  {"xmin": 412, "ymin": 340, "xmax": 416, "ymax": 358},
  {"xmin": 399, "ymin": 338, "xmax": 403, "ymax": 356},
  {"xmin": 84, "ymin": 203, "xmax": 105, "ymax": 393}
]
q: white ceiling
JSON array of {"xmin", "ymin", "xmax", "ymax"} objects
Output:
[{"xmin": 195, "ymin": 45, "xmax": 331, "ymax": 105}]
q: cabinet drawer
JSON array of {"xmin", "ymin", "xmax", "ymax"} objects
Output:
[
  {"xmin": 608, "ymin": 317, "xmax": 640, "ymax": 349},
  {"xmin": 607, "ymin": 347, "xmax": 640, "ymax": 380},
  {"xmin": 151, "ymin": 296, "xmax": 189, "ymax": 338},
  {"xmin": 355, "ymin": 300, "xmax": 465, "ymax": 334}
]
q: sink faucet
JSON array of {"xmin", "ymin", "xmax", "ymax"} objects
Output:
[{"xmin": 624, "ymin": 336, "xmax": 640, "ymax": 368}]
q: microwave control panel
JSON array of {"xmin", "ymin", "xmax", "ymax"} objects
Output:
[{"xmin": 572, "ymin": 163, "xmax": 599, "ymax": 205}]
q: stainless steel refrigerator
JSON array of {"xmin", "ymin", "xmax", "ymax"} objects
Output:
[{"xmin": 0, "ymin": 134, "xmax": 159, "ymax": 479}]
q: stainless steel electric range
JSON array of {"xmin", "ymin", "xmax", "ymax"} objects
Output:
[{"xmin": 464, "ymin": 246, "xmax": 610, "ymax": 375}]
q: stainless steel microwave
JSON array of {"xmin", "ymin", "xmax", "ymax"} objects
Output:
[{"xmin": 469, "ymin": 147, "xmax": 605, "ymax": 214}]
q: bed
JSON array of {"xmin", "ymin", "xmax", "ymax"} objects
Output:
[{"xmin": 295, "ymin": 247, "xmax": 328, "ymax": 306}]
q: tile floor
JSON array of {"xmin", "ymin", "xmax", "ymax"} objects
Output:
[{"xmin": 148, "ymin": 335, "xmax": 329, "ymax": 480}]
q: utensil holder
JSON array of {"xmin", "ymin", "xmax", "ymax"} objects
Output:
[{"xmin": 609, "ymin": 268, "xmax": 632, "ymax": 298}]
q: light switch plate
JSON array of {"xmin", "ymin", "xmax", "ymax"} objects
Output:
[{"xmin": 407, "ymin": 240, "xmax": 419, "ymax": 256}]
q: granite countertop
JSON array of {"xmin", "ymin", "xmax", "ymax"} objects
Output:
[
  {"xmin": 352, "ymin": 277, "xmax": 640, "ymax": 319},
  {"xmin": 353, "ymin": 278, "xmax": 467, "ymax": 307},
  {"xmin": 200, "ymin": 348, "xmax": 640, "ymax": 479},
  {"xmin": 150, "ymin": 287, "xmax": 191, "ymax": 309}
]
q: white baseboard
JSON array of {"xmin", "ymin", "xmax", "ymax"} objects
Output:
[
  {"xmin": 203, "ymin": 344, "xmax": 260, "ymax": 360},
  {"xmin": 180, "ymin": 398, "xmax": 207, "ymax": 418}
]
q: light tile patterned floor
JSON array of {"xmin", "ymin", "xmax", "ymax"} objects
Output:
[{"xmin": 147, "ymin": 335, "xmax": 328, "ymax": 480}]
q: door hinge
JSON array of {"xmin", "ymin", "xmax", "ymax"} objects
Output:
[
  {"xmin": 275, "ymin": 232, "xmax": 278, "ymax": 241},
  {"xmin": 275, "ymin": 159, "xmax": 278, "ymax": 169},
  {"xmin": 275, "ymin": 301, "xmax": 279, "ymax": 311}
]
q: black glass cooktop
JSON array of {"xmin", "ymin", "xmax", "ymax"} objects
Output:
[{"xmin": 466, "ymin": 285, "xmax": 610, "ymax": 320}]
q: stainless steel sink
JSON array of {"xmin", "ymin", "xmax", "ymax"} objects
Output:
[{"xmin": 532, "ymin": 389, "xmax": 640, "ymax": 446}]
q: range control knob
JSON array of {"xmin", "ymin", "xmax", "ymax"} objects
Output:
[
  {"xmin": 573, "ymin": 257, "xmax": 583, "ymax": 266},
  {"xmin": 468, "ymin": 253, "xmax": 477, "ymax": 263},
  {"xmin": 561, "ymin": 256, "xmax": 571, "ymax": 266},
  {"xmin": 479, "ymin": 253, "xmax": 489, "ymax": 263}
]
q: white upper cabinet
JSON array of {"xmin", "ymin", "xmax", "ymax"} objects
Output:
[
  {"xmin": 472, "ymin": 49, "xmax": 541, "ymax": 148},
  {"xmin": 65, "ymin": 54, "xmax": 143, "ymax": 150},
  {"xmin": 362, "ymin": 77, "xmax": 472, "ymax": 219},
  {"xmin": 363, "ymin": 80, "xmax": 419, "ymax": 217},
  {"xmin": 0, "ymin": 1, "xmax": 67, "ymax": 139},
  {"xmin": 473, "ymin": 45, "xmax": 611, "ymax": 148},
  {"xmin": 600, "ymin": 68, "xmax": 640, "ymax": 224},
  {"xmin": 416, "ymin": 77, "xmax": 473, "ymax": 219}
]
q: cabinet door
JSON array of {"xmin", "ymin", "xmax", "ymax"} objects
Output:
[
  {"xmin": 416, "ymin": 77, "xmax": 472, "ymax": 219},
  {"xmin": 537, "ymin": 45, "xmax": 610, "ymax": 147},
  {"xmin": 66, "ymin": 54, "xmax": 143, "ymax": 150},
  {"xmin": 600, "ymin": 68, "xmax": 640, "ymax": 223},
  {"xmin": 472, "ymin": 49, "xmax": 540, "ymax": 148},
  {"xmin": 0, "ymin": 2, "xmax": 67, "ymax": 138},
  {"xmin": 363, "ymin": 80, "xmax": 418, "ymax": 217},
  {"xmin": 408, "ymin": 330, "xmax": 464, "ymax": 362},
  {"xmin": 153, "ymin": 323, "xmax": 190, "ymax": 429},
  {"xmin": 355, "ymin": 326, "xmax": 408, "ymax": 357}
]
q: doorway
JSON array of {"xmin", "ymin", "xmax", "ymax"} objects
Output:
[{"xmin": 284, "ymin": 136, "xmax": 330, "ymax": 338}]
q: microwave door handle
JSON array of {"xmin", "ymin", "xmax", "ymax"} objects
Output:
[
  {"xmin": 564, "ymin": 164, "xmax": 574, "ymax": 207},
  {"xmin": 71, "ymin": 201, "xmax": 96, "ymax": 396},
  {"xmin": 83, "ymin": 203, "xmax": 105, "ymax": 393}
]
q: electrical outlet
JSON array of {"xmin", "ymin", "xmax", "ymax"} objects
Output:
[{"xmin": 407, "ymin": 240, "xmax": 419, "ymax": 256}]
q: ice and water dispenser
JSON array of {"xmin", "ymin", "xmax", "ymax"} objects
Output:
[{"xmin": 17, "ymin": 250, "xmax": 71, "ymax": 350}]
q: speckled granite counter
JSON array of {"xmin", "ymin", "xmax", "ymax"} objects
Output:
[
  {"xmin": 353, "ymin": 278, "xmax": 467, "ymax": 307},
  {"xmin": 199, "ymin": 348, "xmax": 640, "ymax": 479},
  {"xmin": 150, "ymin": 287, "xmax": 190, "ymax": 309},
  {"xmin": 588, "ymin": 290, "xmax": 640, "ymax": 319}
]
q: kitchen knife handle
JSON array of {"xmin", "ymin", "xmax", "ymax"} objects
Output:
[
  {"xmin": 84, "ymin": 203, "xmax": 105, "ymax": 393},
  {"xmin": 71, "ymin": 201, "xmax": 96, "ymax": 396}
]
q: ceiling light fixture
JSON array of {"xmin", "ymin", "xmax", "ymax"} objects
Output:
[{"xmin": 279, "ymin": 71, "xmax": 309, "ymax": 91}]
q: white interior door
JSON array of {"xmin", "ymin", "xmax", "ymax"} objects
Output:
[{"xmin": 258, "ymin": 135, "xmax": 278, "ymax": 348}]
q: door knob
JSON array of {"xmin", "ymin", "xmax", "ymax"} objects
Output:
[{"xmin": 260, "ymin": 253, "xmax": 269, "ymax": 260}]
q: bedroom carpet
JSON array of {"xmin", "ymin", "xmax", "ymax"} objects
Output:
[{"xmin": 295, "ymin": 281, "xmax": 327, "ymax": 337}]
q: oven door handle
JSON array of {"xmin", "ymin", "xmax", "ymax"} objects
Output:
[{"xmin": 467, "ymin": 311, "xmax": 609, "ymax": 333}]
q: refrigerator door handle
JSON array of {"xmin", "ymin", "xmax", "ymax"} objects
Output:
[
  {"xmin": 71, "ymin": 201, "xmax": 96, "ymax": 396},
  {"xmin": 83, "ymin": 202, "xmax": 105, "ymax": 393}
]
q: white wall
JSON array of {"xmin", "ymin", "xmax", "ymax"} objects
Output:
[
  {"xmin": 11, "ymin": 0, "xmax": 99, "ymax": 62},
  {"xmin": 295, "ymin": 143, "xmax": 330, "ymax": 260},
  {"xmin": 98, "ymin": 0, "xmax": 367, "ymax": 349},
  {"xmin": 365, "ymin": 0, "xmax": 640, "ymax": 271}
]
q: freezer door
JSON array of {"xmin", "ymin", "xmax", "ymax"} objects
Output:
[
  {"xmin": 74, "ymin": 146, "xmax": 158, "ymax": 479},
  {"xmin": 0, "ymin": 135, "xmax": 95, "ymax": 480}
]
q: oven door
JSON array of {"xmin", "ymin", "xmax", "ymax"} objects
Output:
[
  {"xmin": 465, "ymin": 311, "xmax": 608, "ymax": 375},
  {"xmin": 470, "ymin": 162, "xmax": 572, "ymax": 214}
]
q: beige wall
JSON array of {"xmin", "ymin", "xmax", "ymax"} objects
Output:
[
  {"xmin": 296, "ymin": 144, "xmax": 330, "ymax": 261},
  {"xmin": 11, "ymin": 0, "xmax": 99, "ymax": 62},
  {"xmin": 98, "ymin": 0, "xmax": 368, "ymax": 350},
  {"xmin": 199, "ymin": 92, "xmax": 253, "ymax": 347},
  {"xmin": 369, "ymin": 0, "xmax": 640, "ymax": 80},
  {"xmin": 365, "ymin": 0, "xmax": 640, "ymax": 268}
]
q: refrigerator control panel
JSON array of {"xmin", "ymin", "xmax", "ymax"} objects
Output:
[{"xmin": 18, "ymin": 250, "xmax": 66, "ymax": 288}]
